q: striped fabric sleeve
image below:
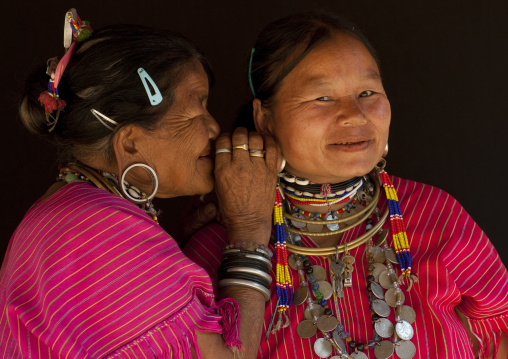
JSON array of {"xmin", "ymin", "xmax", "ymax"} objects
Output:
[
  {"xmin": 442, "ymin": 193, "xmax": 508, "ymax": 358},
  {"xmin": 0, "ymin": 183, "xmax": 237, "ymax": 359}
]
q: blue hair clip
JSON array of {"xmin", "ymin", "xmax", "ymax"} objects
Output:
[
  {"xmin": 137, "ymin": 68, "xmax": 162, "ymax": 106},
  {"xmin": 248, "ymin": 48, "xmax": 256, "ymax": 97}
]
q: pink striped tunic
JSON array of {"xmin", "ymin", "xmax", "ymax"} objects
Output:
[
  {"xmin": 185, "ymin": 176, "xmax": 508, "ymax": 358},
  {"xmin": 0, "ymin": 182, "xmax": 233, "ymax": 359}
]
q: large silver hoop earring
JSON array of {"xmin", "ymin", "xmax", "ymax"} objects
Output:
[{"xmin": 120, "ymin": 163, "xmax": 158, "ymax": 204}]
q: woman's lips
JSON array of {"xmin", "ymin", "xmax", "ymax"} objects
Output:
[
  {"xmin": 328, "ymin": 140, "xmax": 370, "ymax": 152},
  {"xmin": 198, "ymin": 147, "xmax": 213, "ymax": 161}
]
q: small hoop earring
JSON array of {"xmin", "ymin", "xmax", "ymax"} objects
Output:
[
  {"xmin": 382, "ymin": 143, "xmax": 389, "ymax": 158},
  {"xmin": 278, "ymin": 156, "xmax": 286, "ymax": 174},
  {"xmin": 120, "ymin": 163, "xmax": 158, "ymax": 204}
]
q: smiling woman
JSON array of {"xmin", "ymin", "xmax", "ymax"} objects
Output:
[{"xmin": 185, "ymin": 11, "xmax": 508, "ymax": 359}]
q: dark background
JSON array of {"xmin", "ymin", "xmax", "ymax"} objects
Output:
[{"xmin": 1, "ymin": 1, "xmax": 507, "ymax": 265}]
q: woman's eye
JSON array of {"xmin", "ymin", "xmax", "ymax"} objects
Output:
[
  {"xmin": 316, "ymin": 96, "xmax": 331, "ymax": 101},
  {"xmin": 360, "ymin": 90, "xmax": 374, "ymax": 97}
]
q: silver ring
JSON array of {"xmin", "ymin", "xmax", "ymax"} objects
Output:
[
  {"xmin": 216, "ymin": 148, "xmax": 232, "ymax": 154},
  {"xmin": 233, "ymin": 144, "xmax": 249, "ymax": 151}
]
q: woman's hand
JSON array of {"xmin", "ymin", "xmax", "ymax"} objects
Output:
[{"xmin": 214, "ymin": 128, "xmax": 279, "ymax": 244}]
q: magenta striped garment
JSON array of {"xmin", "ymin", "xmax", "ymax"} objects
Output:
[
  {"xmin": 0, "ymin": 182, "xmax": 237, "ymax": 358},
  {"xmin": 185, "ymin": 176, "xmax": 508, "ymax": 359}
]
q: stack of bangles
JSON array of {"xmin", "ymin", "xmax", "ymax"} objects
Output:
[
  {"xmin": 216, "ymin": 144, "xmax": 265, "ymax": 158},
  {"xmin": 218, "ymin": 242, "xmax": 273, "ymax": 301}
]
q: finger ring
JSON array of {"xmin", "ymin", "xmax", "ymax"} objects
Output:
[
  {"xmin": 249, "ymin": 149, "xmax": 265, "ymax": 154},
  {"xmin": 232, "ymin": 144, "xmax": 249, "ymax": 151},
  {"xmin": 249, "ymin": 152, "xmax": 265, "ymax": 158},
  {"xmin": 216, "ymin": 148, "xmax": 232, "ymax": 154}
]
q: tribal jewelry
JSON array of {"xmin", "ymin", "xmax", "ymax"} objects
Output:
[
  {"xmin": 377, "ymin": 160, "xmax": 416, "ymax": 284},
  {"xmin": 39, "ymin": 9, "xmax": 93, "ymax": 131},
  {"xmin": 59, "ymin": 163, "xmax": 160, "ymax": 223},
  {"xmin": 272, "ymin": 187, "xmax": 293, "ymax": 331}
]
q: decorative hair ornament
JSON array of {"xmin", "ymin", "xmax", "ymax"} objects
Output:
[
  {"xmin": 138, "ymin": 68, "xmax": 163, "ymax": 106},
  {"xmin": 90, "ymin": 109, "xmax": 118, "ymax": 131},
  {"xmin": 248, "ymin": 48, "xmax": 256, "ymax": 96},
  {"xmin": 39, "ymin": 9, "xmax": 93, "ymax": 132}
]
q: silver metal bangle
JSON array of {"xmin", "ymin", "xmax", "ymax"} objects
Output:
[
  {"xmin": 223, "ymin": 267, "xmax": 273, "ymax": 283},
  {"xmin": 218, "ymin": 278, "xmax": 271, "ymax": 302},
  {"xmin": 222, "ymin": 249, "xmax": 272, "ymax": 267}
]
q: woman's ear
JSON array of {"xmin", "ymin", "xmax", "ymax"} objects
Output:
[
  {"xmin": 253, "ymin": 99, "xmax": 273, "ymax": 135},
  {"xmin": 112, "ymin": 125, "xmax": 143, "ymax": 174}
]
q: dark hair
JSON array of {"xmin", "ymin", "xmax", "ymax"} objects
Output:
[
  {"xmin": 250, "ymin": 11, "xmax": 379, "ymax": 104},
  {"xmin": 236, "ymin": 11, "xmax": 379, "ymax": 130},
  {"xmin": 20, "ymin": 24, "xmax": 213, "ymax": 163}
]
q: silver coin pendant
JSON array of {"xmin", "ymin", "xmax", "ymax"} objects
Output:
[
  {"xmin": 314, "ymin": 338, "xmax": 333, "ymax": 358},
  {"xmin": 395, "ymin": 320, "xmax": 414, "ymax": 340}
]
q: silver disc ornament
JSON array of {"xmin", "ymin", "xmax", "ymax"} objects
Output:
[
  {"xmin": 395, "ymin": 320, "xmax": 414, "ymax": 340},
  {"xmin": 326, "ymin": 213, "xmax": 340, "ymax": 231},
  {"xmin": 350, "ymin": 352, "xmax": 368, "ymax": 359},
  {"xmin": 374, "ymin": 340, "xmax": 394, "ymax": 359},
  {"xmin": 374, "ymin": 318, "xmax": 394, "ymax": 338},
  {"xmin": 379, "ymin": 270, "xmax": 396, "ymax": 289},
  {"xmin": 288, "ymin": 253, "xmax": 298, "ymax": 270},
  {"xmin": 385, "ymin": 288, "xmax": 405, "ymax": 307},
  {"xmin": 400, "ymin": 305, "xmax": 416, "ymax": 324},
  {"xmin": 296, "ymin": 319, "xmax": 317, "ymax": 338},
  {"xmin": 371, "ymin": 300, "xmax": 391, "ymax": 318},
  {"xmin": 316, "ymin": 314, "xmax": 338, "ymax": 332},
  {"xmin": 372, "ymin": 263, "xmax": 387, "ymax": 282},
  {"xmin": 314, "ymin": 338, "xmax": 333, "ymax": 358},
  {"xmin": 312, "ymin": 265, "xmax": 327, "ymax": 281},
  {"xmin": 291, "ymin": 213, "xmax": 307, "ymax": 229},
  {"xmin": 304, "ymin": 301, "xmax": 324, "ymax": 320},
  {"xmin": 332, "ymin": 331, "xmax": 348, "ymax": 352},
  {"xmin": 370, "ymin": 282, "xmax": 385, "ymax": 299},
  {"xmin": 370, "ymin": 246, "xmax": 386, "ymax": 263},
  {"xmin": 317, "ymin": 280, "xmax": 333, "ymax": 300},
  {"xmin": 395, "ymin": 340, "xmax": 417, "ymax": 359},
  {"xmin": 307, "ymin": 217, "xmax": 324, "ymax": 233},
  {"xmin": 293, "ymin": 286, "xmax": 309, "ymax": 306},
  {"xmin": 384, "ymin": 248, "xmax": 399, "ymax": 264}
]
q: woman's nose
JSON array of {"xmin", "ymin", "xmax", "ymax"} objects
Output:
[
  {"xmin": 207, "ymin": 114, "xmax": 221, "ymax": 140},
  {"xmin": 335, "ymin": 97, "xmax": 367, "ymax": 126}
]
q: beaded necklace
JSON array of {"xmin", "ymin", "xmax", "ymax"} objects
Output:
[
  {"xmin": 272, "ymin": 187, "xmax": 293, "ymax": 331},
  {"xmin": 58, "ymin": 163, "xmax": 160, "ymax": 224},
  {"xmin": 272, "ymin": 162, "xmax": 417, "ymax": 358}
]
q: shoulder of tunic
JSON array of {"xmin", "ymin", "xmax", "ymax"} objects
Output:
[{"xmin": 0, "ymin": 182, "xmax": 224, "ymax": 358}]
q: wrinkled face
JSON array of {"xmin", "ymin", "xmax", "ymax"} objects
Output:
[
  {"xmin": 138, "ymin": 62, "xmax": 220, "ymax": 197},
  {"xmin": 262, "ymin": 32, "xmax": 390, "ymax": 184}
]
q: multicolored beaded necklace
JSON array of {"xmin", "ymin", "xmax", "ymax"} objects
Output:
[
  {"xmin": 271, "ymin": 162, "xmax": 417, "ymax": 358},
  {"xmin": 58, "ymin": 163, "xmax": 160, "ymax": 224}
]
